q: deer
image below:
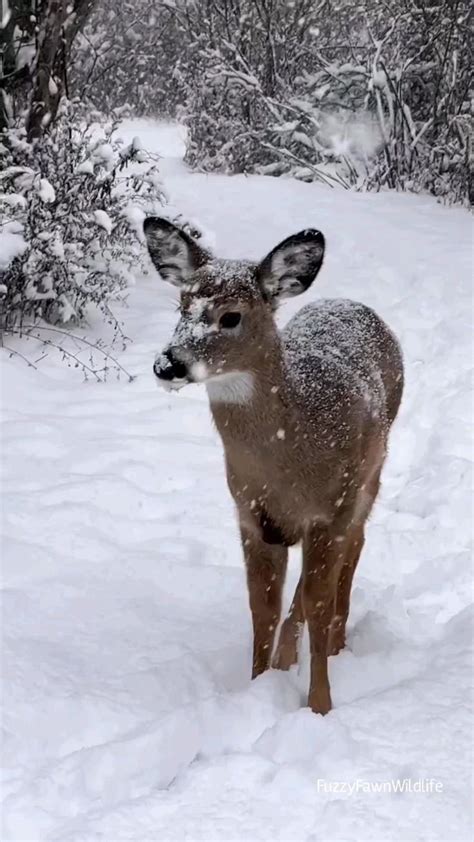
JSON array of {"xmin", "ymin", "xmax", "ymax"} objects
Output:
[{"xmin": 144, "ymin": 217, "xmax": 404, "ymax": 715}]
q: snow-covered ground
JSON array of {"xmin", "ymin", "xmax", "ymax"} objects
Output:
[{"xmin": 1, "ymin": 120, "xmax": 472, "ymax": 841}]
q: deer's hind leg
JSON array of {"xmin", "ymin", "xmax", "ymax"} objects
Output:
[
  {"xmin": 328, "ymin": 467, "xmax": 382, "ymax": 656},
  {"xmin": 302, "ymin": 522, "xmax": 342, "ymax": 715},
  {"xmin": 327, "ymin": 524, "xmax": 365, "ymax": 656},
  {"xmin": 272, "ymin": 575, "xmax": 304, "ymax": 670},
  {"xmin": 241, "ymin": 526, "xmax": 288, "ymax": 678}
]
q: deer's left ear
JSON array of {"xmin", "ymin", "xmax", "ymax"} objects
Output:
[{"xmin": 256, "ymin": 229, "xmax": 325, "ymax": 305}]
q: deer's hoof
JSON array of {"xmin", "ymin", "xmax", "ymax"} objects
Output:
[
  {"xmin": 327, "ymin": 634, "xmax": 346, "ymax": 656},
  {"xmin": 308, "ymin": 688, "xmax": 332, "ymax": 716}
]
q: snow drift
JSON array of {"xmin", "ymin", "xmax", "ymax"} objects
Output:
[{"xmin": 1, "ymin": 121, "xmax": 472, "ymax": 841}]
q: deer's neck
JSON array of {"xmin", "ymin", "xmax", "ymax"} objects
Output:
[{"xmin": 206, "ymin": 338, "xmax": 291, "ymax": 442}]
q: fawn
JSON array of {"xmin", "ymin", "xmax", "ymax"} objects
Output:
[{"xmin": 145, "ymin": 217, "xmax": 403, "ymax": 714}]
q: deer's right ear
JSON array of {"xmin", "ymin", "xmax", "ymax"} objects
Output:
[
  {"xmin": 143, "ymin": 217, "xmax": 211, "ymax": 287},
  {"xmin": 256, "ymin": 229, "xmax": 325, "ymax": 305}
]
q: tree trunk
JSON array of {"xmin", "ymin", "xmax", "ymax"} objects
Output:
[
  {"xmin": 24, "ymin": 0, "xmax": 97, "ymax": 141},
  {"xmin": 26, "ymin": 0, "xmax": 68, "ymax": 141},
  {"xmin": 0, "ymin": 0, "xmax": 37, "ymax": 133}
]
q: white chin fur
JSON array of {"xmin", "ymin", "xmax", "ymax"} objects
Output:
[
  {"xmin": 205, "ymin": 371, "xmax": 254, "ymax": 405},
  {"xmin": 155, "ymin": 377, "xmax": 188, "ymax": 392}
]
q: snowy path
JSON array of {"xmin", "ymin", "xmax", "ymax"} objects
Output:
[{"xmin": 1, "ymin": 121, "xmax": 472, "ymax": 841}]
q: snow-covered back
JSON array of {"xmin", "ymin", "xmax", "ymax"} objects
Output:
[
  {"xmin": 1, "ymin": 120, "xmax": 472, "ymax": 841},
  {"xmin": 283, "ymin": 298, "xmax": 398, "ymax": 423}
]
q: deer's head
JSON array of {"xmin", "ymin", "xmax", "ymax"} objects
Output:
[{"xmin": 144, "ymin": 218, "xmax": 325, "ymax": 401}]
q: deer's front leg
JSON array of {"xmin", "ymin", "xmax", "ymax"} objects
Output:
[
  {"xmin": 241, "ymin": 525, "xmax": 288, "ymax": 678},
  {"xmin": 303, "ymin": 523, "xmax": 342, "ymax": 715}
]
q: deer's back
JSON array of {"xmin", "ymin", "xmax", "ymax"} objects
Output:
[{"xmin": 283, "ymin": 299, "xmax": 403, "ymax": 430}]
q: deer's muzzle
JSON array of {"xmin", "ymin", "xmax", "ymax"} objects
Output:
[{"xmin": 153, "ymin": 348, "xmax": 189, "ymax": 389}]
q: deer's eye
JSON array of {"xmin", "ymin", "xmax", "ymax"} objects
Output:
[{"xmin": 219, "ymin": 311, "xmax": 241, "ymax": 329}]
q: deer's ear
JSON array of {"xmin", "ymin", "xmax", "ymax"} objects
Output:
[
  {"xmin": 143, "ymin": 217, "xmax": 211, "ymax": 287},
  {"xmin": 256, "ymin": 229, "xmax": 325, "ymax": 305}
]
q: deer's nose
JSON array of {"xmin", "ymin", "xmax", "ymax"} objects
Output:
[{"xmin": 153, "ymin": 348, "xmax": 188, "ymax": 382}]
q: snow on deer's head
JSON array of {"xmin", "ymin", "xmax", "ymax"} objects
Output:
[{"xmin": 144, "ymin": 217, "xmax": 325, "ymax": 402}]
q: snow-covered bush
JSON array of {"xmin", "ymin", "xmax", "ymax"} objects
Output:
[
  {"xmin": 0, "ymin": 101, "xmax": 166, "ymax": 330},
  {"xmin": 174, "ymin": 0, "xmax": 471, "ymax": 203}
]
